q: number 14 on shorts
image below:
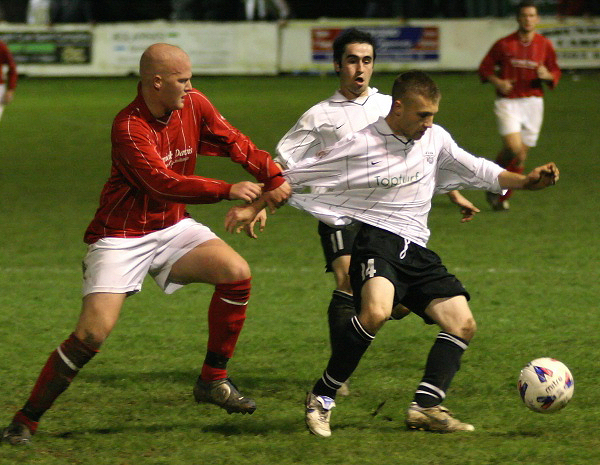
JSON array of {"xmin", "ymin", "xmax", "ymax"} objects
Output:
[{"xmin": 361, "ymin": 258, "xmax": 377, "ymax": 279}]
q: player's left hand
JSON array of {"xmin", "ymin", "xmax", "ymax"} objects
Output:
[
  {"xmin": 225, "ymin": 204, "xmax": 265, "ymax": 238},
  {"xmin": 447, "ymin": 190, "xmax": 480, "ymax": 223},
  {"xmin": 459, "ymin": 203, "xmax": 481, "ymax": 223},
  {"xmin": 537, "ymin": 65, "xmax": 553, "ymax": 81},
  {"xmin": 524, "ymin": 162, "xmax": 560, "ymax": 190}
]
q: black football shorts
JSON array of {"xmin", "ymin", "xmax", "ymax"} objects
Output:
[
  {"xmin": 318, "ymin": 221, "xmax": 361, "ymax": 272},
  {"xmin": 349, "ymin": 223, "xmax": 470, "ymax": 324}
]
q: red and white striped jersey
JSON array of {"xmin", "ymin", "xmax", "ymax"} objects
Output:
[
  {"xmin": 84, "ymin": 86, "xmax": 283, "ymax": 244},
  {"xmin": 478, "ymin": 32, "xmax": 561, "ymax": 98}
]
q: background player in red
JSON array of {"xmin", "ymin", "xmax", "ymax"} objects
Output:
[
  {"xmin": 2, "ymin": 43, "xmax": 290, "ymax": 445},
  {"xmin": 478, "ymin": 0, "xmax": 561, "ymax": 210},
  {"xmin": 0, "ymin": 40, "xmax": 18, "ymax": 122}
]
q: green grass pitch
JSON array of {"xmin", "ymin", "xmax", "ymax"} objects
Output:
[{"xmin": 0, "ymin": 71, "xmax": 598, "ymax": 464}]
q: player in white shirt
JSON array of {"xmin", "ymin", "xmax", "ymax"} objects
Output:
[
  {"xmin": 292, "ymin": 71, "xmax": 558, "ymax": 437},
  {"xmin": 225, "ymin": 70, "xmax": 559, "ymax": 436},
  {"xmin": 273, "ymin": 29, "xmax": 479, "ymax": 396}
]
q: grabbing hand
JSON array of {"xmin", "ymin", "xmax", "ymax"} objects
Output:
[
  {"xmin": 263, "ymin": 180, "xmax": 291, "ymax": 213},
  {"xmin": 524, "ymin": 163, "xmax": 559, "ymax": 190},
  {"xmin": 229, "ymin": 181, "xmax": 263, "ymax": 203}
]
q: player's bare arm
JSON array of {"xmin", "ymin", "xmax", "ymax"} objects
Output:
[{"xmin": 498, "ymin": 162, "xmax": 559, "ymax": 190}]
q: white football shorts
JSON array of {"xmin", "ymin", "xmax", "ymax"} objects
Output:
[
  {"xmin": 494, "ymin": 96, "xmax": 544, "ymax": 147},
  {"xmin": 82, "ymin": 218, "xmax": 218, "ymax": 296}
]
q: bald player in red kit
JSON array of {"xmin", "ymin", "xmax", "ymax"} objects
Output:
[
  {"xmin": 2, "ymin": 43, "xmax": 291, "ymax": 446},
  {"xmin": 479, "ymin": 0, "xmax": 560, "ymax": 210}
]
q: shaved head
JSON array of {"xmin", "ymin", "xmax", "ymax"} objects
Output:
[
  {"xmin": 139, "ymin": 43, "xmax": 190, "ymax": 85},
  {"xmin": 139, "ymin": 43, "xmax": 193, "ymax": 118}
]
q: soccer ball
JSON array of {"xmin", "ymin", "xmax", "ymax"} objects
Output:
[{"xmin": 518, "ymin": 358, "xmax": 574, "ymax": 413}]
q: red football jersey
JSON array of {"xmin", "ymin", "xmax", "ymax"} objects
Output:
[
  {"xmin": 0, "ymin": 41, "xmax": 18, "ymax": 90},
  {"xmin": 478, "ymin": 32, "xmax": 561, "ymax": 98},
  {"xmin": 84, "ymin": 86, "xmax": 283, "ymax": 243}
]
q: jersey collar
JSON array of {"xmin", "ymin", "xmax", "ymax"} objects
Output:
[
  {"xmin": 331, "ymin": 87, "xmax": 379, "ymax": 104},
  {"xmin": 374, "ymin": 117, "xmax": 413, "ymax": 144}
]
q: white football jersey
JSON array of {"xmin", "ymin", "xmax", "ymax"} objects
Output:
[
  {"xmin": 285, "ymin": 117, "xmax": 504, "ymax": 247},
  {"xmin": 275, "ymin": 87, "xmax": 392, "ymax": 170}
]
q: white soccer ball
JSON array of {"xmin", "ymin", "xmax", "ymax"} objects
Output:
[{"xmin": 518, "ymin": 357, "xmax": 574, "ymax": 413}]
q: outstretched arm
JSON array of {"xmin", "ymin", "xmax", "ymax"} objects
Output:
[{"xmin": 499, "ymin": 162, "xmax": 559, "ymax": 190}]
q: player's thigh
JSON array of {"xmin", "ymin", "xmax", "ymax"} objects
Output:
[
  {"xmin": 521, "ymin": 97, "xmax": 544, "ymax": 148},
  {"xmin": 494, "ymin": 98, "xmax": 521, "ymax": 137},
  {"xmin": 169, "ymin": 238, "xmax": 250, "ymax": 285},
  {"xmin": 358, "ymin": 276, "xmax": 395, "ymax": 334},
  {"xmin": 75, "ymin": 293, "xmax": 127, "ymax": 349},
  {"xmin": 424, "ymin": 295, "xmax": 476, "ymax": 341}
]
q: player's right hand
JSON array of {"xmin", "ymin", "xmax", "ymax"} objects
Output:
[
  {"xmin": 496, "ymin": 79, "xmax": 514, "ymax": 96},
  {"xmin": 229, "ymin": 181, "xmax": 263, "ymax": 203},
  {"xmin": 263, "ymin": 180, "xmax": 291, "ymax": 213},
  {"xmin": 524, "ymin": 162, "xmax": 560, "ymax": 190}
]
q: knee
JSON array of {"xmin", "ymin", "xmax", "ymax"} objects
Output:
[
  {"xmin": 221, "ymin": 258, "xmax": 251, "ymax": 284},
  {"xmin": 460, "ymin": 317, "xmax": 477, "ymax": 342},
  {"xmin": 358, "ymin": 306, "xmax": 389, "ymax": 335},
  {"xmin": 74, "ymin": 327, "xmax": 108, "ymax": 351}
]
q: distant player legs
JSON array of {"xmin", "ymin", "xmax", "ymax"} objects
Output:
[{"xmin": 498, "ymin": 132, "xmax": 530, "ymax": 170}]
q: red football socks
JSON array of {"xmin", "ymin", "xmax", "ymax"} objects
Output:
[
  {"xmin": 201, "ymin": 278, "xmax": 251, "ymax": 381},
  {"xmin": 17, "ymin": 332, "xmax": 97, "ymax": 425}
]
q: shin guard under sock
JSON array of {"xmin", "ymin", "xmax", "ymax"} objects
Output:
[
  {"xmin": 313, "ymin": 315, "xmax": 374, "ymax": 399},
  {"xmin": 327, "ymin": 290, "xmax": 357, "ymax": 350},
  {"xmin": 17, "ymin": 333, "xmax": 97, "ymax": 426},
  {"xmin": 414, "ymin": 332, "xmax": 469, "ymax": 408},
  {"xmin": 201, "ymin": 278, "xmax": 250, "ymax": 381}
]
